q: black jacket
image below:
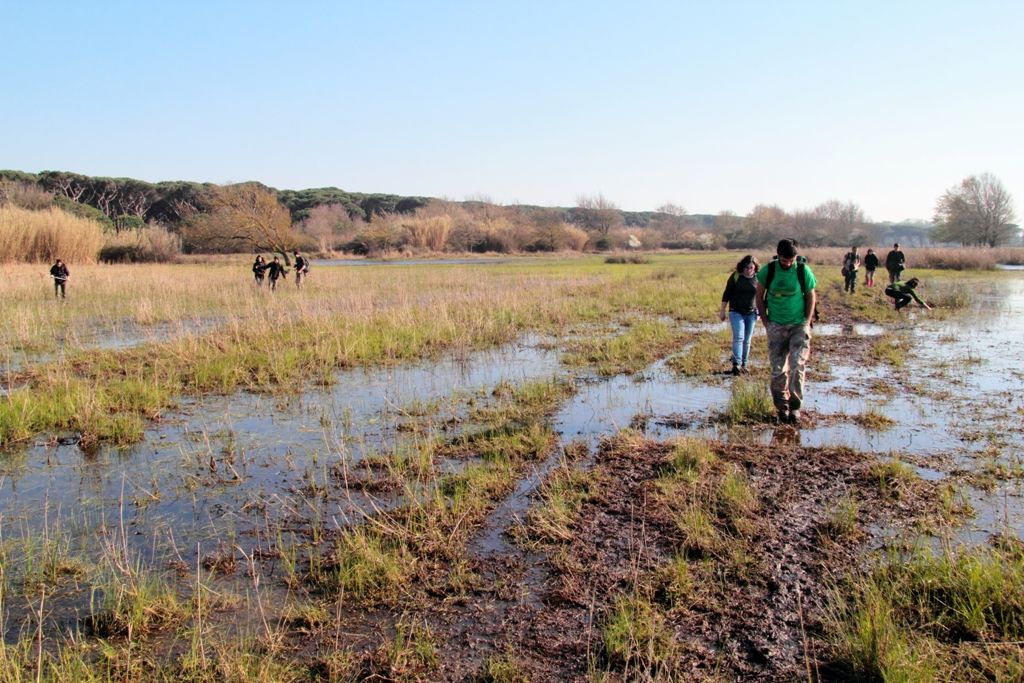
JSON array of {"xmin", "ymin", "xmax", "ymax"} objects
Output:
[{"xmin": 721, "ymin": 272, "xmax": 758, "ymax": 314}]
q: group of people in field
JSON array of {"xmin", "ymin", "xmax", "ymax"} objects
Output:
[
  {"xmin": 44, "ymin": 250, "xmax": 312, "ymax": 300},
  {"xmin": 840, "ymin": 243, "xmax": 932, "ymax": 311},
  {"xmin": 719, "ymin": 239, "xmax": 932, "ymax": 426},
  {"xmin": 251, "ymin": 251, "xmax": 309, "ymax": 291}
]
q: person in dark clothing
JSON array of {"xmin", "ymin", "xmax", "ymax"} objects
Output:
[
  {"xmin": 719, "ymin": 254, "xmax": 760, "ymax": 375},
  {"xmin": 293, "ymin": 250, "xmax": 309, "ymax": 288},
  {"xmin": 885, "ymin": 278, "xmax": 932, "ymax": 311},
  {"xmin": 885, "ymin": 243, "xmax": 906, "ymax": 284},
  {"xmin": 842, "ymin": 246, "xmax": 861, "ymax": 293},
  {"xmin": 252, "ymin": 255, "xmax": 267, "ymax": 286},
  {"xmin": 49, "ymin": 259, "xmax": 70, "ymax": 299},
  {"xmin": 863, "ymin": 248, "xmax": 879, "ymax": 287},
  {"xmin": 264, "ymin": 256, "xmax": 288, "ymax": 291}
]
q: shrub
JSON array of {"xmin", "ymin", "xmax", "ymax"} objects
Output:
[{"xmin": 100, "ymin": 225, "xmax": 182, "ymax": 263}]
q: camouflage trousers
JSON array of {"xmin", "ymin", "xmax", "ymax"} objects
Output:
[{"xmin": 765, "ymin": 321, "xmax": 812, "ymax": 412}]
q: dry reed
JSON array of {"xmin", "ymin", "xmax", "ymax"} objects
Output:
[{"xmin": 0, "ymin": 205, "xmax": 105, "ymax": 264}]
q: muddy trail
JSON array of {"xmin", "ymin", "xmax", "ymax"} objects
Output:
[{"xmin": 374, "ymin": 437, "xmax": 940, "ymax": 681}]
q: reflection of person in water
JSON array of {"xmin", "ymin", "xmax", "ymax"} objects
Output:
[{"xmin": 885, "ymin": 278, "xmax": 932, "ymax": 311}]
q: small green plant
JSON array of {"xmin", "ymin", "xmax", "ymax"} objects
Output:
[
  {"xmin": 721, "ymin": 377, "xmax": 775, "ymax": 424},
  {"xmin": 602, "ymin": 594, "xmax": 677, "ymax": 676},
  {"xmin": 822, "ymin": 492, "xmax": 860, "ymax": 540},
  {"xmin": 869, "ymin": 459, "xmax": 915, "ymax": 499},
  {"xmin": 664, "ymin": 437, "xmax": 716, "ymax": 482},
  {"xmin": 479, "ymin": 652, "xmax": 530, "ymax": 683},
  {"xmin": 853, "ymin": 407, "xmax": 896, "ymax": 430}
]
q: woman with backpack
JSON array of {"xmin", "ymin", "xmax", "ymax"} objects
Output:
[{"xmin": 718, "ymin": 254, "xmax": 760, "ymax": 375}]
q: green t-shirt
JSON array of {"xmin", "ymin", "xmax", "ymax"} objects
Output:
[{"xmin": 757, "ymin": 262, "xmax": 817, "ymax": 325}]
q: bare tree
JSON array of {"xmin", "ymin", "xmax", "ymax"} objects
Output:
[
  {"xmin": 813, "ymin": 199, "xmax": 866, "ymax": 244},
  {"xmin": 185, "ymin": 183, "xmax": 299, "ymax": 262},
  {"xmin": 656, "ymin": 202, "xmax": 687, "ymax": 216},
  {"xmin": 933, "ymin": 173, "xmax": 1017, "ymax": 246},
  {"xmin": 574, "ymin": 193, "xmax": 622, "ymax": 240},
  {"xmin": 297, "ymin": 203, "xmax": 355, "ymax": 252}
]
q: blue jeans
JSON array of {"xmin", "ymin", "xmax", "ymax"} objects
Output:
[{"xmin": 729, "ymin": 311, "xmax": 757, "ymax": 366}]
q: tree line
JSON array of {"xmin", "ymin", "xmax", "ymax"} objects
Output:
[{"xmin": 0, "ymin": 169, "xmax": 1016, "ymax": 263}]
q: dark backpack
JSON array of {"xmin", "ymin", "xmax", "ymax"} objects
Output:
[{"xmin": 764, "ymin": 261, "xmax": 819, "ymax": 322}]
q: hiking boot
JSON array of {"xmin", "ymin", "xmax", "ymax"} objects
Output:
[
  {"xmin": 788, "ymin": 410, "xmax": 801, "ymax": 426},
  {"xmin": 740, "ymin": 365, "xmax": 749, "ymax": 374},
  {"xmin": 776, "ymin": 409, "xmax": 790, "ymax": 424},
  {"xmin": 731, "ymin": 363, "xmax": 740, "ymax": 376}
]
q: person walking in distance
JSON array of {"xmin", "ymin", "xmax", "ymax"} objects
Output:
[
  {"xmin": 49, "ymin": 258, "xmax": 70, "ymax": 299},
  {"xmin": 252, "ymin": 255, "xmax": 267, "ymax": 286},
  {"xmin": 842, "ymin": 246, "xmax": 861, "ymax": 293},
  {"xmin": 885, "ymin": 243, "xmax": 906, "ymax": 284},
  {"xmin": 755, "ymin": 239, "xmax": 817, "ymax": 426},
  {"xmin": 863, "ymin": 248, "xmax": 879, "ymax": 287},
  {"xmin": 293, "ymin": 250, "xmax": 309, "ymax": 288},
  {"xmin": 264, "ymin": 256, "xmax": 288, "ymax": 291},
  {"xmin": 718, "ymin": 255, "xmax": 760, "ymax": 375}
]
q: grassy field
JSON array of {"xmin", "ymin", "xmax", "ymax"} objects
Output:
[{"xmin": 0, "ymin": 253, "xmax": 1019, "ymax": 680}]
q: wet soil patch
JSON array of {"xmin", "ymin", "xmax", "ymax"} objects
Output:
[{"xmin": 429, "ymin": 434, "xmax": 943, "ymax": 681}]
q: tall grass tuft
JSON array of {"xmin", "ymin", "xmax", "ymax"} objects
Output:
[
  {"xmin": 827, "ymin": 541, "xmax": 1024, "ymax": 680},
  {"xmin": 0, "ymin": 204, "xmax": 105, "ymax": 264},
  {"xmin": 722, "ymin": 377, "xmax": 775, "ymax": 424}
]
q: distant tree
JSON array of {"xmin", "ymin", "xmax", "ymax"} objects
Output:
[
  {"xmin": 184, "ymin": 183, "xmax": 299, "ymax": 262},
  {"xmin": 656, "ymin": 202, "xmax": 687, "ymax": 216},
  {"xmin": 933, "ymin": 173, "xmax": 1017, "ymax": 246},
  {"xmin": 812, "ymin": 199, "xmax": 866, "ymax": 245},
  {"xmin": 573, "ymin": 193, "xmax": 622, "ymax": 245},
  {"xmin": 297, "ymin": 203, "xmax": 356, "ymax": 252}
]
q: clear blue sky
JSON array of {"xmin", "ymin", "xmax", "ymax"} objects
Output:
[{"xmin": 3, "ymin": 1, "xmax": 1021, "ymax": 222}]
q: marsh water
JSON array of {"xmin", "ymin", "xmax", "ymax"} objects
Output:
[{"xmin": 2, "ymin": 274, "xmax": 1023, "ymax": 640}]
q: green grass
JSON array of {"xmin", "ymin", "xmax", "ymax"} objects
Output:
[
  {"xmin": 870, "ymin": 334, "xmax": 909, "ymax": 367},
  {"xmin": 563, "ymin": 319, "xmax": 685, "ymax": 376},
  {"xmin": 666, "ymin": 329, "xmax": 730, "ymax": 376},
  {"xmin": 602, "ymin": 594, "xmax": 677, "ymax": 676},
  {"xmin": 853, "ymin": 406, "xmax": 897, "ymax": 430},
  {"xmin": 519, "ymin": 462, "xmax": 602, "ymax": 545},
  {"xmin": 822, "ymin": 492, "xmax": 861, "ymax": 540},
  {"xmin": 869, "ymin": 459, "xmax": 916, "ymax": 499},
  {"xmin": 827, "ymin": 541, "xmax": 1024, "ymax": 681},
  {"xmin": 721, "ymin": 377, "xmax": 775, "ymax": 424}
]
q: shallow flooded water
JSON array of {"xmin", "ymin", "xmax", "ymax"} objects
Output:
[{"xmin": 1, "ymin": 273, "xmax": 1022, "ymax": 642}]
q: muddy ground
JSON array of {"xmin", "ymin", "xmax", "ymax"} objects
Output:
[{"xmin": 255, "ymin": 294, "xmax": 947, "ymax": 681}]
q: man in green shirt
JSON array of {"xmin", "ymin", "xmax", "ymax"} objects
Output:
[{"xmin": 755, "ymin": 239, "xmax": 817, "ymax": 425}]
